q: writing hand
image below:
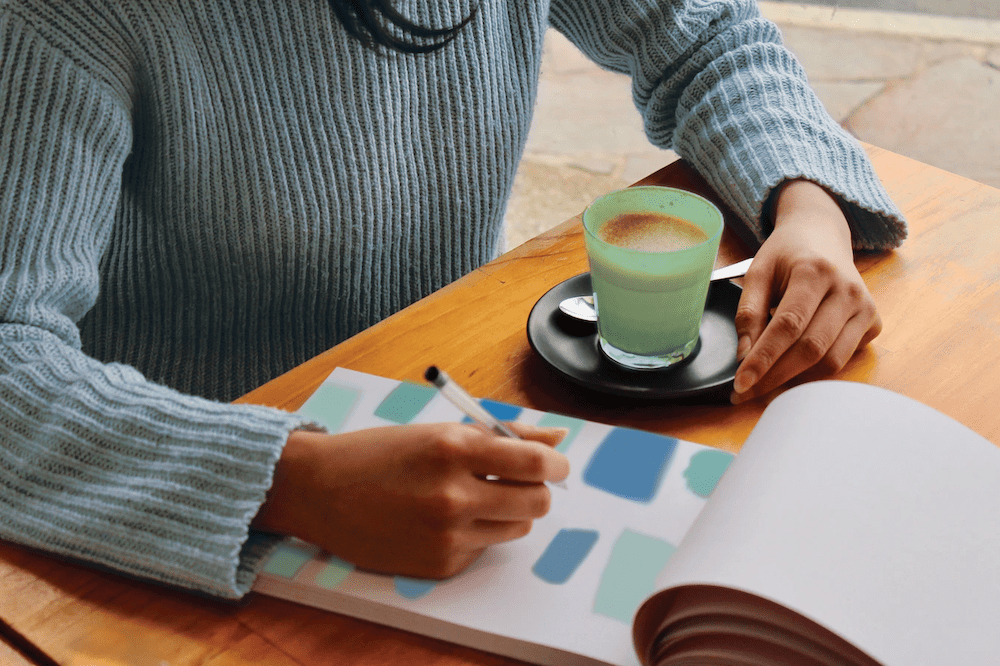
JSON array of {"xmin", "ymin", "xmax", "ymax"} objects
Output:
[
  {"xmin": 253, "ymin": 422, "xmax": 569, "ymax": 579},
  {"xmin": 731, "ymin": 179, "xmax": 881, "ymax": 403}
]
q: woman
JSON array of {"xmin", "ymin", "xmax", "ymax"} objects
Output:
[{"xmin": 0, "ymin": 0, "xmax": 905, "ymax": 598}]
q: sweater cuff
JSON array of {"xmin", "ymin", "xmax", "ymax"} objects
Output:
[{"xmin": 674, "ymin": 45, "xmax": 907, "ymax": 251}]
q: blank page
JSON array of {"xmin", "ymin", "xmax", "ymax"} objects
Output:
[{"xmin": 636, "ymin": 381, "xmax": 1000, "ymax": 666}]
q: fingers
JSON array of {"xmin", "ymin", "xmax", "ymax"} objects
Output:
[
  {"xmin": 470, "ymin": 518, "xmax": 535, "ymax": 545},
  {"xmin": 465, "ymin": 430, "xmax": 571, "ymax": 485},
  {"xmin": 734, "ymin": 262, "xmax": 827, "ymax": 394},
  {"xmin": 506, "ymin": 422, "xmax": 569, "ymax": 448},
  {"xmin": 414, "ymin": 424, "xmax": 567, "ymax": 522},
  {"xmin": 400, "ymin": 517, "xmax": 535, "ymax": 578},
  {"xmin": 470, "ymin": 477, "xmax": 553, "ymax": 521},
  {"xmin": 732, "ymin": 284, "xmax": 880, "ymax": 403}
]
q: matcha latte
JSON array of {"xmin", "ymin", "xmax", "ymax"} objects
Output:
[{"xmin": 583, "ymin": 187, "xmax": 723, "ymax": 370}]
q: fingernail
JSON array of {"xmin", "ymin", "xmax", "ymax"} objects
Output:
[
  {"xmin": 733, "ymin": 371, "xmax": 755, "ymax": 394},
  {"xmin": 736, "ymin": 336, "xmax": 751, "ymax": 361},
  {"xmin": 534, "ymin": 426, "xmax": 570, "ymax": 443}
]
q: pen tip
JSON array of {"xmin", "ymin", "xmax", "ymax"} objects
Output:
[{"xmin": 424, "ymin": 366, "xmax": 440, "ymax": 383}]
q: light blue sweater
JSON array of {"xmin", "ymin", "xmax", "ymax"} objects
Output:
[{"xmin": 0, "ymin": 0, "xmax": 906, "ymax": 598}]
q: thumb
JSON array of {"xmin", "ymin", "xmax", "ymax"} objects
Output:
[{"xmin": 505, "ymin": 422, "xmax": 570, "ymax": 449}]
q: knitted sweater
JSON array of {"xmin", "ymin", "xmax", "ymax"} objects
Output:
[{"xmin": 0, "ymin": 0, "xmax": 906, "ymax": 598}]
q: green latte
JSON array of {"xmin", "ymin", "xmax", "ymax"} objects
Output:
[{"xmin": 583, "ymin": 187, "xmax": 723, "ymax": 369}]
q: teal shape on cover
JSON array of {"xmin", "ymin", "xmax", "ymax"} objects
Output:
[
  {"xmin": 374, "ymin": 381, "xmax": 437, "ymax": 424},
  {"xmin": 261, "ymin": 542, "xmax": 315, "ymax": 579},
  {"xmin": 297, "ymin": 383, "xmax": 361, "ymax": 433},
  {"xmin": 683, "ymin": 449, "xmax": 735, "ymax": 497},
  {"xmin": 593, "ymin": 529, "xmax": 676, "ymax": 624},
  {"xmin": 583, "ymin": 427, "xmax": 678, "ymax": 502},
  {"xmin": 394, "ymin": 577, "xmax": 437, "ymax": 600},
  {"xmin": 532, "ymin": 529, "xmax": 599, "ymax": 584},
  {"xmin": 536, "ymin": 413, "xmax": 587, "ymax": 453},
  {"xmin": 461, "ymin": 398, "xmax": 523, "ymax": 425},
  {"xmin": 314, "ymin": 555, "xmax": 354, "ymax": 589}
]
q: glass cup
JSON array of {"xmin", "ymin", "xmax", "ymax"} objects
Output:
[{"xmin": 582, "ymin": 186, "xmax": 724, "ymax": 370}]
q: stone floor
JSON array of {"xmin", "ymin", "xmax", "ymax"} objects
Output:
[{"xmin": 505, "ymin": 5, "xmax": 1000, "ymax": 249}]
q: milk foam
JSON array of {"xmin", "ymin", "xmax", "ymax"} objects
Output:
[{"xmin": 597, "ymin": 213, "xmax": 708, "ymax": 252}]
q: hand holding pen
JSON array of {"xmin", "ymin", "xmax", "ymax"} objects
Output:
[
  {"xmin": 261, "ymin": 413, "xmax": 570, "ymax": 580},
  {"xmin": 256, "ymin": 368, "xmax": 569, "ymax": 580},
  {"xmin": 426, "ymin": 366, "xmax": 569, "ymax": 490}
]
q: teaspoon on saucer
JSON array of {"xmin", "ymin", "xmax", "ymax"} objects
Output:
[{"xmin": 558, "ymin": 257, "xmax": 753, "ymax": 323}]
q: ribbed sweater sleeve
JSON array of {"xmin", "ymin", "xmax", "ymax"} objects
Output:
[
  {"xmin": 0, "ymin": 8, "xmax": 305, "ymax": 598},
  {"xmin": 549, "ymin": 0, "xmax": 907, "ymax": 250}
]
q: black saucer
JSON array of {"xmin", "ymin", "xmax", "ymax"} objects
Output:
[{"xmin": 527, "ymin": 273, "xmax": 741, "ymax": 400}]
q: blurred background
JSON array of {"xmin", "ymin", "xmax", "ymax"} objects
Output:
[{"xmin": 505, "ymin": 0, "xmax": 1000, "ymax": 248}]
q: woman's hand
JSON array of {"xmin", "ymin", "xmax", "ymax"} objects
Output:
[
  {"xmin": 253, "ymin": 422, "xmax": 570, "ymax": 579},
  {"xmin": 731, "ymin": 179, "xmax": 881, "ymax": 403}
]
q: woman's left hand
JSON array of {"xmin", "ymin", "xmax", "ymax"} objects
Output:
[{"xmin": 731, "ymin": 179, "xmax": 882, "ymax": 403}]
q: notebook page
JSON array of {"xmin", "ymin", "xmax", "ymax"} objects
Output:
[{"xmin": 637, "ymin": 380, "xmax": 1000, "ymax": 666}]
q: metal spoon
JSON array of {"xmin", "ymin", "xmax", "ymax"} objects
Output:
[{"xmin": 558, "ymin": 257, "xmax": 753, "ymax": 323}]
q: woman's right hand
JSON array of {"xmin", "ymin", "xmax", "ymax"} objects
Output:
[{"xmin": 252, "ymin": 422, "xmax": 570, "ymax": 579}]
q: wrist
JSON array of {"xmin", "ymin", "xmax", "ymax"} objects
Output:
[
  {"xmin": 252, "ymin": 429, "xmax": 323, "ymax": 538},
  {"xmin": 770, "ymin": 179, "xmax": 852, "ymax": 243}
]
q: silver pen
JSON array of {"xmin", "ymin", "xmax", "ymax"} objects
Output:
[{"xmin": 425, "ymin": 366, "xmax": 567, "ymax": 489}]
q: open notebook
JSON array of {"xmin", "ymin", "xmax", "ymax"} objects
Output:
[{"xmin": 253, "ymin": 368, "xmax": 1000, "ymax": 666}]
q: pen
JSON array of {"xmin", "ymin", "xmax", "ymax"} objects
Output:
[{"xmin": 425, "ymin": 366, "xmax": 567, "ymax": 489}]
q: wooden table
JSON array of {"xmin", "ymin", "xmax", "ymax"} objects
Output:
[{"xmin": 3, "ymin": 148, "xmax": 999, "ymax": 666}]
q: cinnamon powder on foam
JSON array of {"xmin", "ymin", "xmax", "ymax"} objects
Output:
[{"xmin": 597, "ymin": 213, "xmax": 708, "ymax": 253}]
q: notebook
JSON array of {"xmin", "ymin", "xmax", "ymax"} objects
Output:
[{"xmin": 253, "ymin": 368, "xmax": 1000, "ymax": 666}]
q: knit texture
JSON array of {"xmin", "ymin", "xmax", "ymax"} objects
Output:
[{"xmin": 1, "ymin": 0, "xmax": 906, "ymax": 598}]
